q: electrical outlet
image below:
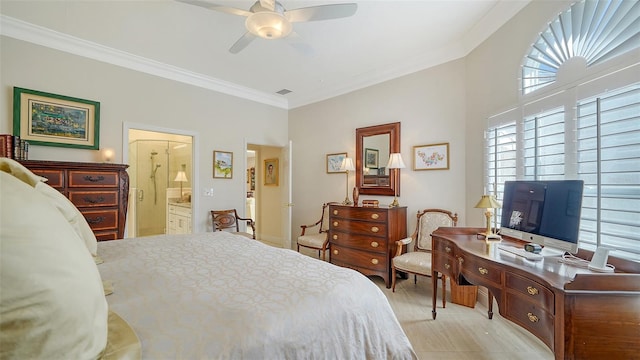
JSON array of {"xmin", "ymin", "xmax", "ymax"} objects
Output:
[{"xmin": 203, "ymin": 187, "xmax": 214, "ymax": 197}]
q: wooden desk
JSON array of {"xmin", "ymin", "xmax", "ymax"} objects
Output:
[{"xmin": 431, "ymin": 227, "xmax": 640, "ymax": 360}]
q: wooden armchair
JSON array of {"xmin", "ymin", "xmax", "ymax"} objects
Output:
[
  {"xmin": 391, "ymin": 209, "xmax": 458, "ymax": 308},
  {"xmin": 297, "ymin": 202, "xmax": 338, "ymax": 261},
  {"xmin": 211, "ymin": 209, "xmax": 256, "ymax": 239}
]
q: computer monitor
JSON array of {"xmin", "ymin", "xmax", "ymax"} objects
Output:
[{"xmin": 499, "ymin": 180, "xmax": 584, "ymax": 255}]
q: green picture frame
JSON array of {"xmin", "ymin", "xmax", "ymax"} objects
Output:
[{"xmin": 13, "ymin": 87, "xmax": 100, "ymax": 150}]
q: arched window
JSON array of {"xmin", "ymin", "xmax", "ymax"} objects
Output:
[{"xmin": 522, "ymin": 0, "xmax": 639, "ymax": 94}]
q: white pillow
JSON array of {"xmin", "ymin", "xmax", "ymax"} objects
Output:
[{"xmin": 0, "ymin": 171, "xmax": 108, "ymax": 359}]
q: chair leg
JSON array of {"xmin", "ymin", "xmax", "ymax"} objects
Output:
[
  {"xmin": 391, "ymin": 267, "xmax": 397, "ymax": 292},
  {"xmin": 321, "ymin": 248, "xmax": 326, "ymax": 262},
  {"xmin": 441, "ymin": 275, "xmax": 447, "ymax": 309},
  {"xmin": 414, "ymin": 274, "xmax": 417, "ymax": 285}
]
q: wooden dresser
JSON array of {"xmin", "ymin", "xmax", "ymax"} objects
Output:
[
  {"xmin": 431, "ymin": 227, "xmax": 640, "ymax": 360},
  {"xmin": 20, "ymin": 160, "xmax": 129, "ymax": 240},
  {"xmin": 328, "ymin": 204, "xmax": 407, "ymax": 288}
]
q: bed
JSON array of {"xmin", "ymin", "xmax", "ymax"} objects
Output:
[{"xmin": 0, "ymin": 158, "xmax": 416, "ymax": 360}]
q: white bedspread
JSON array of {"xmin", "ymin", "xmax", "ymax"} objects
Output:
[{"xmin": 97, "ymin": 232, "xmax": 416, "ymax": 359}]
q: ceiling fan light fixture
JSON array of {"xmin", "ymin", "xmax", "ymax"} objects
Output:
[{"xmin": 245, "ymin": 12, "xmax": 292, "ymax": 39}]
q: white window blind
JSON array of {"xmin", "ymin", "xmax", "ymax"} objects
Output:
[
  {"xmin": 486, "ymin": 123, "xmax": 517, "ymax": 226},
  {"xmin": 576, "ymin": 83, "xmax": 640, "ymax": 260},
  {"xmin": 523, "ymin": 107, "xmax": 566, "ymax": 181}
]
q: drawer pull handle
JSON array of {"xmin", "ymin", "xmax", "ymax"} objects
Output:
[
  {"xmin": 371, "ymin": 259, "xmax": 379, "ymax": 265},
  {"xmin": 458, "ymin": 257, "xmax": 464, "ymax": 264},
  {"xmin": 444, "ymin": 263, "xmax": 451, "ymax": 269},
  {"xmin": 83, "ymin": 175, "xmax": 105, "ymax": 183},
  {"xmin": 333, "ymin": 249, "xmax": 339, "ymax": 255},
  {"xmin": 527, "ymin": 312, "xmax": 539, "ymax": 323},
  {"xmin": 333, "ymin": 210, "xmax": 338, "ymax": 215},
  {"xmin": 333, "ymin": 221, "xmax": 338, "ymax": 227},
  {"xmin": 332, "ymin": 234, "xmax": 338, "ymax": 240},
  {"xmin": 370, "ymin": 226, "xmax": 379, "ymax": 233},
  {"xmin": 371, "ymin": 214, "xmax": 379, "ymax": 219},
  {"xmin": 478, "ymin": 267, "xmax": 488, "ymax": 275},
  {"xmin": 527, "ymin": 286, "xmax": 539, "ymax": 295},
  {"xmin": 370, "ymin": 241, "xmax": 379, "ymax": 248},
  {"xmin": 445, "ymin": 246, "xmax": 452, "ymax": 253},
  {"xmin": 86, "ymin": 216, "xmax": 106, "ymax": 224},
  {"xmin": 83, "ymin": 196, "xmax": 105, "ymax": 204}
]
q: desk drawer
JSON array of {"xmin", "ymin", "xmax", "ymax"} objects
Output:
[
  {"xmin": 330, "ymin": 207, "xmax": 387, "ymax": 222},
  {"xmin": 505, "ymin": 292, "xmax": 554, "ymax": 348},
  {"xmin": 432, "ymin": 252, "xmax": 457, "ymax": 278},
  {"xmin": 433, "ymin": 238, "xmax": 456, "ymax": 256},
  {"xmin": 331, "ymin": 219, "xmax": 387, "ymax": 237},
  {"xmin": 505, "ymin": 273, "xmax": 554, "ymax": 313},
  {"xmin": 331, "ymin": 245, "xmax": 387, "ymax": 272},
  {"xmin": 460, "ymin": 255, "xmax": 503, "ymax": 288},
  {"xmin": 69, "ymin": 191, "xmax": 118, "ymax": 208},
  {"xmin": 330, "ymin": 232, "xmax": 387, "ymax": 253},
  {"xmin": 69, "ymin": 171, "xmax": 119, "ymax": 187}
]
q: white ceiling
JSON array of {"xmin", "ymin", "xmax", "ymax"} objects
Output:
[{"xmin": 0, "ymin": 0, "xmax": 530, "ymax": 109}]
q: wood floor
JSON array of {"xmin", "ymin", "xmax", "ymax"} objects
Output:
[{"xmin": 371, "ymin": 275, "xmax": 554, "ymax": 360}]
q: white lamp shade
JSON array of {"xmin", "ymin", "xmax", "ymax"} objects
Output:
[
  {"xmin": 340, "ymin": 157, "xmax": 355, "ymax": 171},
  {"xmin": 245, "ymin": 12, "xmax": 292, "ymax": 39},
  {"xmin": 387, "ymin": 153, "xmax": 406, "ymax": 169},
  {"xmin": 174, "ymin": 171, "xmax": 188, "ymax": 182}
]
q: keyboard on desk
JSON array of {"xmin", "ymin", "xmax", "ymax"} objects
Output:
[{"xmin": 498, "ymin": 244, "xmax": 543, "ymax": 261}]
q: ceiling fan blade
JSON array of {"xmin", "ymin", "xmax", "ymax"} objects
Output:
[
  {"xmin": 287, "ymin": 32, "xmax": 315, "ymax": 57},
  {"xmin": 177, "ymin": 0, "xmax": 252, "ymax": 17},
  {"xmin": 259, "ymin": 0, "xmax": 276, "ymax": 12},
  {"xmin": 285, "ymin": 3, "xmax": 357, "ymax": 23},
  {"xmin": 229, "ymin": 32, "xmax": 256, "ymax": 54}
]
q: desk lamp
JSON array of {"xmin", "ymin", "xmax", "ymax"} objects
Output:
[
  {"xmin": 475, "ymin": 194, "xmax": 502, "ymax": 240},
  {"xmin": 387, "ymin": 153, "xmax": 406, "ymax": 207},
  {"xmin": 340, "ymin": 157, "xmax": 355, "ymax": 205}
]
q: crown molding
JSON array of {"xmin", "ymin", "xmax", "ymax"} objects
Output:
[{"xmin": 0, "ymin": 15, "xmax": 288, "ymax": 109}]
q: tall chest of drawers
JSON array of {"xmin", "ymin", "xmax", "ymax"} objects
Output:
[
  {"xmin": 329, "ymin": 204, "xmax": 407, "ymax": 288},
  {"xmin": 20, "ymin": 160, "xmax": 129, "ymax": 240}
]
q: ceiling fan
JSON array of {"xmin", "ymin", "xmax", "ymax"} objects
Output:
[{"xmin": 178, "ymin": 0, "xmax": 357, "ymax": 54}]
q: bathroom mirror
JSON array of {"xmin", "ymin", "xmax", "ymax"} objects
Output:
[{"xmin": 355, "ymin": 122, "xmax": 400, "ymax": 196}]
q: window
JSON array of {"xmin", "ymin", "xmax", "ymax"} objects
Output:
[{"xmin": 486, "ymin": 0, "xmax": 639, "ymax": 262}]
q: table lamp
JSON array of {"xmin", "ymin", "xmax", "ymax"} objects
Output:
[
  {"xmin": 340, "ymin": 157, "xmax": 355, "ymax": 205},
  {"xmin": 174, "ymin": 164, "xmax": 188, "ymax": 202},
  {"xmin": 474, "ymin": 194, "xmax": 502, "ymax": 240},
  {"xmin": 387, "ymin": 153, "xmax": 405, "ymax": 207}
]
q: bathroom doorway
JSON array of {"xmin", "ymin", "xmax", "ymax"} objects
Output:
[{"xmin": 127, "ymin": 128, "xmax": 193, "ymax": 237}]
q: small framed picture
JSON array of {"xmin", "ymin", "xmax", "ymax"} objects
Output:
[
  {"xmin": 264, "ymin": 158, "xmax": 279, "ymax": 186},
  {"xmin": 213, "ymin": 150, "xmax": 233, "ymax": 178},
  {"xmin": 364, "ymin": 148, "xmax": 379, "ymax": 168},
  {"xmin": 13, "ymin": 87, "xmax": 100, "ymax": 149},
  {"xmin": 413, "ymin": 142, "xmax": 450, "ymax": 170},
  {"xmin": 326, "ymin": 152, "xmax": 347, "ymax": 173}
]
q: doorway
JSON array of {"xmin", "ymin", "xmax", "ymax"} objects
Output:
[{"xmin": 126, "ymin": 128, "xmax": 193, "ymax": 237}]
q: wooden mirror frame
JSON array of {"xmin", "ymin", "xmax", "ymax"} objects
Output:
[{"xmin": 356, "ymin": 122, "xmax": 400, "ymax": 196}]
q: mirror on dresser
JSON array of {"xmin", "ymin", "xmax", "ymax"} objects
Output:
[{"xmin": 355, "ymin": 122, "xmax": 400, "ymax": 196}]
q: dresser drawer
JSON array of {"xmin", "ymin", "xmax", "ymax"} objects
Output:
[
  {"xmin": 68, "ymin": 191, "xmax": 118, "ymax": 208},
  {"xmin": 95, "ymin": 230, "xmax": 119, "ymax": 241},
  {"xmin": 459, "ymin": 255, "xmax": 503, "ymax": 288},
  {"xmin": 331, "ymin": 219, "xmax": 387, "ymax": 236},
  {"xmin": 69, "ymin": 171, "xmax": 119, "ymax": 187},
  {"xmin": 331, "ymin": 206, "xmax": 387, "ymax": 222},
  {"xmin": 331, "ymin": 245, "xmax": 387, "ymax": 272},
  {"xmin": 31, "ymin": 169, "xmax": 64, "ymax": 188},
  {"xmin": 330, "ymin": 232, "xmax": 387, "ymax": 253},
  {"xmin": 505, "ymin": 273, "xmax": 554, "ymax": 313},
  {"xmin": 505, "ymin": 292, "xmax": 554, "ymax": 348},
  {"xmin": 82, "ymin": 209, "xmax": 118, "ymax": 231}
]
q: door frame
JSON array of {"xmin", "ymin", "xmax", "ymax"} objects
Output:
[{"xmin": 123, "ymin": 122, "xmax": 198, "ymax": 236}]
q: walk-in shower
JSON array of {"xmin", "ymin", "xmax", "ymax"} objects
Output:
[{"xmin": 128, "ymin": 138, "xmax": 191, "ymax": 237}]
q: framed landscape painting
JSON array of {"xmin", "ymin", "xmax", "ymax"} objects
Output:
[
  {"xmin": 213, "ymin": 150, "xmax": 233, "ymax": 178},
  {"xmin": 13, "ymin": 87, "xmax": 100, "ymax": 149}
]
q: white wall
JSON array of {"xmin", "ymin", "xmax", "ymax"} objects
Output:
[
  {"xmin": 289, "ymin": 59, "xmax": 468, "ymax": 235},
  {"xmin": 0, "ymin": 37, "xmax": 289, "ymax": 233}
]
